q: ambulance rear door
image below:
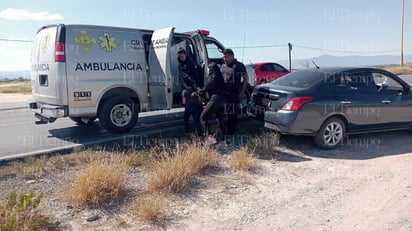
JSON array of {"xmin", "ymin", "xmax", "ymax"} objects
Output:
[
  {"xmin": 30, "ymin": 25, "xmax": 68, "ymax": 106},
  {"xmin": 190, "ymin": 31, "xmax": 209, "ymax": 85},
  {"xmin": 148, "ymin": 27, "xmax": 174, "ymax": 110}
]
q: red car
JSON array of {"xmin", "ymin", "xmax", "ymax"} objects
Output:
[{"xmin": 247, "ymin": 62, "xmax": 290, "ymax": 85}]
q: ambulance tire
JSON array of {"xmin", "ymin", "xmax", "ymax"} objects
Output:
[{"xmin": 98, "ymin": 97, "xmax": 138, "ymax": 133}]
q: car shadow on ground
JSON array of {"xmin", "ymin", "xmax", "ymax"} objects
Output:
[
  {"xmin": 48, "ymin": 121, "xmax": 108, "ymax": 141},
  {"xmin": 276, "ymin": 130, "xmax": 412, "ymax": 160},
  {"xmin": 47, "ymin": 120, "xmax": 187, "ymax": 153},
  {"xmin": 47, "ymin": 117, "xmax": 412, "ymax": 162}
]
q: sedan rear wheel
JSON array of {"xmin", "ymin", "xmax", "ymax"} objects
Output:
[{"xmin": 314, "ymin": 118, "xmax": 345, "ymax": 149}]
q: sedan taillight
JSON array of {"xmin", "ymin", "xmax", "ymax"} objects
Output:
[{"xmin": 281, "ymin": 96, "xmax": 313, "ymax": 111}]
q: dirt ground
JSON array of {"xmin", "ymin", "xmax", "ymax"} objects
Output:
[
  {"xmin": 1, "ymin": 125, "xmax": 411, "ymax": 231},
  {"xmin": 161, "ymin": 130, "xmax": 412, "ymax": 231},
  {"xmin": 0, "ymin": 92, "xmax": 32, "ymax": 103}
]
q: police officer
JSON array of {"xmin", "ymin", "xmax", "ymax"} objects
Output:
[
  {"xmin": 200, "ymin": 62, "xmax": 227, "ymax": 147},
  {"xmin": 177, "ymin": 47, "xmax": 200, "ymax": 105},
  {"xmin": 220, "ymin": 48, "xmax": 248, "ymax": 135},
  {"xmin": 182, "ymin": 85, "xmax": 203, "ymax": 137},
  {"xmin": 177, "ymin": 47, "xmax": 203, "ymax": 136}
]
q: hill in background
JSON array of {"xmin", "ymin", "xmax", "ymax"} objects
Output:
[
  {"xmin": 0, "ymin": 70, "xmax": 30, "ymax": 80},
  {"xmin": 277, "ymin": 54, "xmax": 412, "ymax": 69}
]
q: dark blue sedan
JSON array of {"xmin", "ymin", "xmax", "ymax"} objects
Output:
[{"xmin": 248, "ymin": 67, "xmax": 412, "ymax": 149}]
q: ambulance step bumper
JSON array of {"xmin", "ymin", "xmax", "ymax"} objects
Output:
[
  {"xmin": 35, "ymin": 112, "xmax": 57, "ymax": 124},
  {"xmin": 29, "ymin": 101, "xmax": 68, "ymax": 124}
]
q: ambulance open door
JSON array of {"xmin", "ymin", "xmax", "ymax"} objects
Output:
[{"xmin": 148, "ymin": 27, "xmax": 174, "ymax": 110}]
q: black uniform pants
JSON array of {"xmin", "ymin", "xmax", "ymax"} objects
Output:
[
  {"xmin": 225, "ymin": 93, "xmax": 240, "ymax": 135},
  {"xmin": 200, "ymin": 95, "xmax": 226, "ymax": 141}
]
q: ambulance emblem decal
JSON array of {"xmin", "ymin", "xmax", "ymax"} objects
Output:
[
  {"xmin": 74, "ymin": 31, "xmax": 96, "ymax": 51},
  {"xmin": 99, "ymin": 33, "xmax": 117, "ymax": 52},
  {"xmin": 41, "ymin": 32, "xmax": 50, "ymax": 52}
]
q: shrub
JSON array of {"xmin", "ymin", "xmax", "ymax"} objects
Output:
[
  {"xmin": 63, "ymin": 157, "xmax": 128, "ymax": 208},
  {"xmin": 133, "ymin": 193, "xmax": 167, "ymax": 225},
  {"xmin": 147, "ymin": 143, "xmax": 218, "ymax": 193},
  {"xmin": 229, "ymin": 147, "xmax": 257, "ymax": 171},
  {"xmin": 0, "ymin": 191, "xmax": 50, "ymax": 231}
]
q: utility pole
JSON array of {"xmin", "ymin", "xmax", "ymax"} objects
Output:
[
  {"xmin": 288, "ymin": 43, "xmax": 292, "ymax": 72},
  {"xmin": 400, "ymin": 0, "xmax": 405, "ymax": 67}
]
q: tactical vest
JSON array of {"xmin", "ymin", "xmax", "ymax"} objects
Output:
[
  {"xmin": 178, "ymin": 58, "xmax": 198, "ymax": 88},
  {"xmin": 220, "ymin": 62, "xmax": 241, "ymax": 94}
]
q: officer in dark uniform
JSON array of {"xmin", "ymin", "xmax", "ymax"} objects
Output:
[
  {"xmin": 220, "ymin": 48, "xmax": 249, "ymax": 135},
  {"xmin": 177, "ymin": 47, "xmax": 203, "ymax": 137},
  {"xmin": 177, "ymin": 47, "xmax": 200, "ymax": 105},
  {"xmin": 182, "ymin": 86, "xmax": 203, "ymax": 137},
  {"xmin": 199, "ymin": 62, "xmax": 227, "ymax": 146}
]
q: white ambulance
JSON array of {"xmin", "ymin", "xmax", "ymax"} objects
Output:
[{"xmin": 29, "ymin": 24, "xmax": 254, "ymax": 133}]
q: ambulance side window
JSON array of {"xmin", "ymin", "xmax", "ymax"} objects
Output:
[
  {"xmin": 205, "ymin": 40, "xmax": 224, "ymax": 65},
  {"xmin": 173, "ymin": 39, "xmax": 197, "ymax": 64},
  {"xmin": 191, "ymin": 35, "xmax": 204, "ymax": 65},
  {"xmin": 186, "ymin": 44, "xmax": 196, "ymax": 62}
]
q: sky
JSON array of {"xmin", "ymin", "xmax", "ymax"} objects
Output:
[{"xmin": 0, "ymin": 0, "xmax": 410, "ymax": 71}]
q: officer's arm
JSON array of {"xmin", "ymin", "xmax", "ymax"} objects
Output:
[{"xmin": 240, "ymin": 64, "xmax": 248, "ymax": 97}]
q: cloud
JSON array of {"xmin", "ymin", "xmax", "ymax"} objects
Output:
[{"xmin": 0, "ymin": 8, "xmax": 64, "ymax": 20}]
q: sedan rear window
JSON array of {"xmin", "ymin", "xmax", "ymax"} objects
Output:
[{"xmin": 270, "ymin": 69, "xmax": 324, "ymax": 88}]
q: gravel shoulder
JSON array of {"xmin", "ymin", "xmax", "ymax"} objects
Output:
[
  {"xmin": 164, "ymin": 130, "xmax": 412, "ymax": 231},
  {"xmin": 172, "ymin": 151, "xmax": 412, "ymax": 231},
  {"xmin": 1, "ymin": 127, "xmax": 411, "ymax": 230}
]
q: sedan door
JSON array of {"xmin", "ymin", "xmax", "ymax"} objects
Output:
[
  {"xmin": 371, "ymin": 70, "xmax": 412, "ymax": 127},
  {"xmin": 333, "ymin": 72, "xmax": 380, "ymax": 133}
]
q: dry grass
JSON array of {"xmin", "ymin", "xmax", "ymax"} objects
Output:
[
  {"xmin": 146, "ymin": 143, "xmax": 218, "ymax": 193},
  {"xmin": 0, "ymin": 151, "xmax": 97, "ymax": 180},
  {"xmin": 229, "ymin": 147, "xmax": 257, "ymax": 171},
  {"xmin": 6, "ymin": 159, "xmax": 46, "ymax": 180},
  {"xmin": 60, "ymin": 150, "xmax": 96, "ymax": 165},
  {"xmin": 133, "ymin": 193, "xmax": 167, "ymax": 225},
  {"xmin": 0, "ymin": 80, "xmax": 31, "ymax": 94},
  {"xmin": 125, "ymin": 150, "xmax": 153, "ymax": 168},
  {"xmin": 63, "ymin": 155, "xmax": 129, "ymax": 208},
  {"xmin": 6, "ymin": 155, "xmax": 60, "ymax": 180},
  {"xmin": 250, "ymin": 132, "xmax": 280, "ymax": 159},
  {"xmin": 377, "ymin": 65, "xmax": 411, "ymax": 75},
  {"xmin": 0, "ymin": 127, "xmax": 277, "ymax": 228}
]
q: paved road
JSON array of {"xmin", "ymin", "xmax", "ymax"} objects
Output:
[
  {"xmin": 400, "ymin": 74, "xmax": 412, "ymax": 84},
  {"xmin": 0, "ymin": 107, "xmax": 185, "ymax": 161}
]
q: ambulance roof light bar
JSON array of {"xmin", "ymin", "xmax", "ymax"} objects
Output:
[{"xmin": 186, "ymin": 29, "xmax": 210, "ymax": 36}]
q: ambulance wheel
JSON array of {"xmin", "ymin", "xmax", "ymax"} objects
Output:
[
  {"xmin": 70, "ymin": 117, "xmax": 97, "ymax": 125},
  {"xmin": 98, "ymin": 97, "xmax": 138, "ymax": 133}
]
